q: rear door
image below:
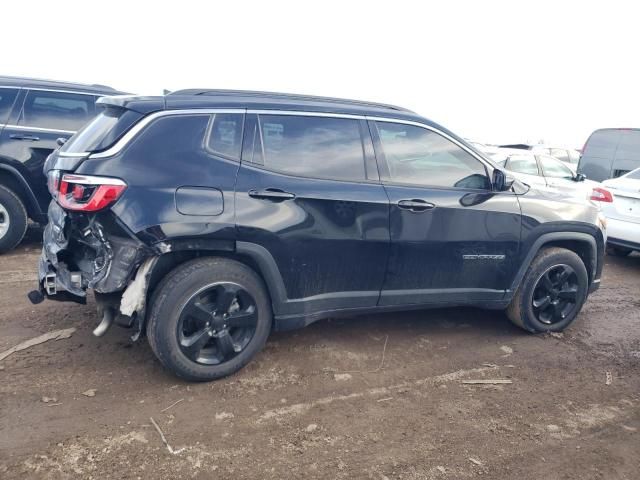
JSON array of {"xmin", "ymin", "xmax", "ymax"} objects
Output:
[
  {"xmin": 371, "ymin": 120, "xmax": 521, "ymax": 306},
  {"xmin": 235, "ymin": 112, "xmax": 389, "ymax": 317},
  {"xmin": 0, "ymin": 89, "xmax": 96, "ymax": 211}
]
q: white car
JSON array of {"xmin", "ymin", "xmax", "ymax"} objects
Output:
[
  {"xmin": 499, "ymin": 144, "xmax": 581, "ymax": 172},
  {"xmin": 494, "ymin": 149, "xmax": 605, "ymax": 201},
  {"xmin": 601, "ymin": 168, "xmax": 640, "ymax": 255}
]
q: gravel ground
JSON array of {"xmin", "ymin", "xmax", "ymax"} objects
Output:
[{"xmin": 1, "ymin": 229, "xmax": 639, "ymax": 479}]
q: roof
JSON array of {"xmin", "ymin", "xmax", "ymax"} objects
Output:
[
  {"xmin": 0, "ymin": 75, "xmax": 125, "ymax": 94},
  {"xmin": 99, "ymin": 89, "xmax": 468, "ymax": 148}
]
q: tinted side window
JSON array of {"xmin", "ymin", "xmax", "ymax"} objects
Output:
[
  {"xmin": 20, "ymin": 90, "xmax": 94, "ymax": 131},
  {"xmin": 375, "ymin": 122, "xmax": 490, "ymax": 189},
  {"xmin": 126, "ymin": 114, "xmax": 210, "ymax": 160},
  {"xmin": 506, "ymin": 155, "xmax": 539, "ymax": 175},
  {"xmin": 0, "ymin": 88, "xmax": 19, "ymax": 124},
  {"xmin": 539, "ymin": 155, "xmax": 573, "ymax": 178},
  {"xmin": 206, "ymin": 113, "xmax": 244, "ymax": 160},
  {"xmin": 255, "ymin": 114, "xmax": 366, "ymax": 181}
]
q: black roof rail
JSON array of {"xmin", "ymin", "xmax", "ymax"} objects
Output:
[{"xmin": 168, "ymin": 88, "xmax": 413, "ymax": 113}]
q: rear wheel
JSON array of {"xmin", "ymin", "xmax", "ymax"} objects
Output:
[
  {"xmin": 506, "ymin": 247, "xmax": 589, "ymax": 333},
  {"xmin": 147, "ymin": 258, "xmax": 272, "ymax": 381},
  {"xmin": 0, "ymin": 185, "xmax": 28, "ymax": 254}
]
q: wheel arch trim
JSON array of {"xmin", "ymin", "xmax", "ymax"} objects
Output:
[
  {"xmin": 235, "ymin": 241, "xmax": 288, "ymax": 315},
  {"xmin": 507, "ymin": 232, "xmax": 598, "ymax": 299}
]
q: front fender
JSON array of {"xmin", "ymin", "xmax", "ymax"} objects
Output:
[{"xmin": 507, "ymin": 229, "xmax": 604, "ymax": 299}]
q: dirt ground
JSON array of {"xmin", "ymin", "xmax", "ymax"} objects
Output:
[{"xmin": 1, "ymin": 228, "xmax": 639, "ymax": 479}]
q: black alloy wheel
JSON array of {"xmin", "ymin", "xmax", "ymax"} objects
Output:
[
  {"xmin": 531, "ymin": 264, "xmax": 579, "ymax": 325},
  {"xmin": 177, "ymin": 283, "xmax": 258, "ymax": 365}
]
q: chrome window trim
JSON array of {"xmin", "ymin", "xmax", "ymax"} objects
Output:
[
  {"xmin": 84, "ymin": 108, "xmax": 492, "ymax": 171},
  {"xmin": 4, "ymin": 124, "xmax": 75, "ymax": 134},
  {"xmin": 0, "ymin": 85, "xmax": 102, "ymax": 97},
  {"xmin": 249, "ymin": 109, "xmax": 365, "ymax": 120},
  {"xmin": 89, "ymin": 109, "xmax": 244, "ymax": 159}
]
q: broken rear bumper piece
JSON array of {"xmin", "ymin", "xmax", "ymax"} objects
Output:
[{"xmin": 33, "ymin": 201, "xmax": 158, "ymax": 337}]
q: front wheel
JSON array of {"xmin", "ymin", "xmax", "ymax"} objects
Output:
[
  {"xmin": 506, "ymin": 247, "xmax": 589, "ymax": 333},
  {"xmin": 147, "ymin": 258, "xmax": 272, "ymax": 381}
]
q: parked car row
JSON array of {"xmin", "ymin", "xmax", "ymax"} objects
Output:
[
  {"xmin": 0, "ymin": 76, "xmax": 124, "ymax": 252},
  {"xmin": 500, "ymin": 143, "xmax": 581, "ymax": 172},
  {"xmin": 472, "ymin": 142, "xmax": 639, "ymax": 255}
]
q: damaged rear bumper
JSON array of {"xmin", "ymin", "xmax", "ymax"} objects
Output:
[{"xmin": 36, "ymin": 201, "xmax": 157, "ymax": 324}]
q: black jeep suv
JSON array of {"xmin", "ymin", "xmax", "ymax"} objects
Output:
[
  {"xmin": 33, "ymin": 90, "xmax": 606, "ymax": 381},
  {"xmin": 0, "ymin": 76, "xmax": 124, "ymax": 252}
]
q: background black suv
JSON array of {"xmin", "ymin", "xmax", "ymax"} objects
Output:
[
  {"xmin": 35, "ymin": 90, "xmax": 606, "ymax": 381},
  {"xmin": 0, "ymin": 76, "xmax": 124, "ymax": 252}
]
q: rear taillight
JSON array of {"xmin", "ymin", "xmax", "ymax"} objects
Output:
[
  {"xmin": 52, "ymin": 173, "xmax": 127, "ymax": 212},
  {"xmin": 590, "ymin": 187, "xmax": 613, "ymax": 203}
]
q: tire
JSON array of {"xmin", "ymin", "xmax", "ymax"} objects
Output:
[
  {"xmin": 506, "ymin": 247, "xmax": 589, "ymax": 333},
  {"xmin": 0, "ymin": 185, "xmax": 28, "ymax": 254},
  {"xmin": 607, "ymin": 246, "xmax": 632, "ymax": 257},
  {"xmin": 147, "ymin": 257, "xmax": 272, "ymax": 381}
]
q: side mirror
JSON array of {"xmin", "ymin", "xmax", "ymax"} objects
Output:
[
  {"xmin": 574, "ymin": 173, "xmax": 586, "ymax": 182},
  {"xmin": 492, "ymin": 169, "xmax": 515, "ymax": 191},
  {"xmin": 56, "ymin": 137, "xmax": 68, "ymax": 147}
]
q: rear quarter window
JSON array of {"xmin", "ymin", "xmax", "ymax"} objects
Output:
[
  {"xmin": 60, "ymin": 107, "xmax": 143, "ymax": 154},
  {"xmin": 125, "ymin": 114, "xmax": 210, "ymax": 160}
]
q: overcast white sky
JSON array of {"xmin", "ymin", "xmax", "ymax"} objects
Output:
[{"xmin": 3, "ymin": 0, "xmax": 639, "ymax": 148}]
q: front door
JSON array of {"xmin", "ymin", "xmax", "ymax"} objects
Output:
[
  {"xmin": 235, "ymin": 113, "xmax": 390, "ymax": 317},
  {"xmin": 370, "ymin": 120, "xmax": 522, "ymax": 306}
]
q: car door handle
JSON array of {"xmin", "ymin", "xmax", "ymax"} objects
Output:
[
  {"xmin": 397, "ymin": 199, "xmax": 436, "ymax": 212},
  {"xmin": 248, "ymin": 188, "xmax": 296, "ymax": 201},
  {"xmin": 10, "ymin": 134, "xmax": 40, "ymax": 141}
]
